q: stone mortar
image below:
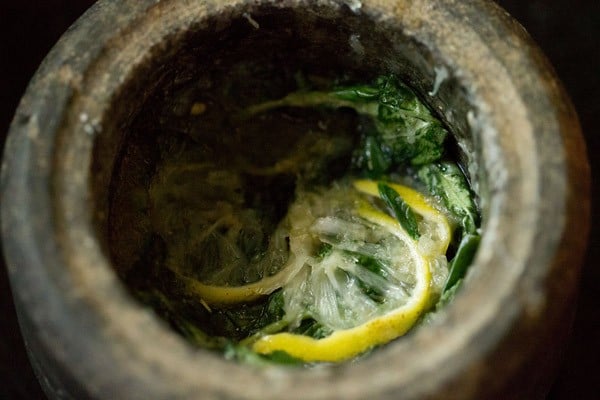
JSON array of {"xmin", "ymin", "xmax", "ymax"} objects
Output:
[{"xmin": 1, "ymin": 0, "xmax": 590, "ymax": 399}]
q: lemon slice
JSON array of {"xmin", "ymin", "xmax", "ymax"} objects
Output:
[
  {"xmin": 252, "ymin": 222, "xmax": 430, "ymax": 362},
  {"xmin": 251, "ymin": 180, "xmax": 450, "ymax": 362}
]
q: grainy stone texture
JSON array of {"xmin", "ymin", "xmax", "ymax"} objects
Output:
[{"xmin": 0, "ymin": 1, "xmax": 590, "ymax": 399}]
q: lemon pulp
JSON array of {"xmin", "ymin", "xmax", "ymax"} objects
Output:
[{"xmin": 250, "ymin": 180, "xmax": 451, "ymax": 362}]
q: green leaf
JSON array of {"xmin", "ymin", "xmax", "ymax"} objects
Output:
[
  {"xmin": 263, "ymin": 350, "xmax": 306, "ymax": 365},
  {"xmin": 354, "ymin": 135, "xmax": 392, "ymax": 177},
  {"xmin": 417, "ymin": 162, "xmax": 479, "ymax": 292},
  {"xmin": 292, "ymin": 318, "xmax": 333, "ymax": 339},
  {"xmin": 369, "ymin": 75, "xmax": 447, "ymax": 167},
  {"xmin": 224, "ymin": 343, "xmax": 304, "ymax": 366},
  {"xmin": 239, "ymin": 75, "xmax": 448, "ymax": 173},
  {"xmin": 316, "ymin": 242, "xmax": 334, "ymax": 259},
  {"xmin": 353, "ymin": 253, "xmax": 389, "ymax": 303},
  {"xmin": 351, "ymin": 252, "xmax": 389, "ymax": 280},
  {"xmin": 377, "ymin": 182, "xmax": 420, "ymax": 239},
  {"xmin": 436, "ymin": 278, "xmax": 462, "ymax": 309},
  {"xmin": 444, "ymin": 234, "xmax": 480, "ymax": 292},
  {"xmin": 418, "ymin": 162, "xmax": 478, "ymax": 234}
]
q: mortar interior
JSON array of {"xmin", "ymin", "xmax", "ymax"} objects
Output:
[{"xmin": 90, "ymin": 3, "xmax": 482, "ymax": 359}]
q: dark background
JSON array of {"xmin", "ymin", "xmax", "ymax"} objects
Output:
[{"xmin": 0, "ymin": 1, "xmax": 598, "ymax": 399}]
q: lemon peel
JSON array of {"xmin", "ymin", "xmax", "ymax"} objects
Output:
[
  {"xmin": 179, "ymin": 268, "xmax": 293, "ymax": 305},
  {"xmin": 178, "ymin": 245, "xmax": 304, "ymax": 305}
]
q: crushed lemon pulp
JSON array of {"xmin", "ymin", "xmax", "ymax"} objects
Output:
[{"xmin": 246, "ymin": 180, "xmax": 451, "ymax": 362}]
